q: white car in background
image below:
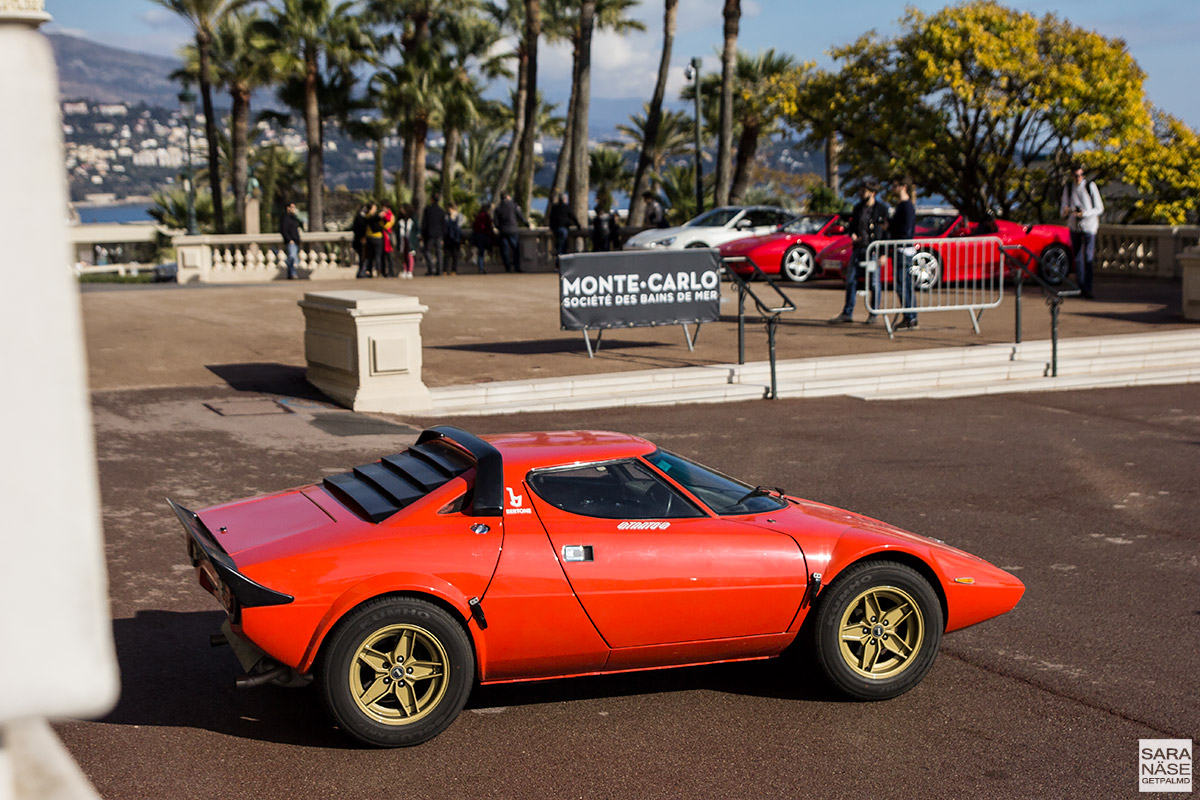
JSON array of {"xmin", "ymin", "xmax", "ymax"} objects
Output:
[{"xmin": 624, "ymin": 205, "xmax": 793, "ymax": 250}]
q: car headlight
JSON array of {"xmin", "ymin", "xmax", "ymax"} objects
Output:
[{"xmin": 652, "ymin": 236, "xmax": 676, "ymax": 247}]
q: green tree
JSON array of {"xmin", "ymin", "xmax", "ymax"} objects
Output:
[
  {"xmin": 588, "ymin": 146, "xmax": 629, "ymax": 200},
  {"xmin": 152, "ymin": 0, "xmax": 249, "ymax": 233},
  {"xmin": 258, "ymin": 0, "xmax": 371, "ymax": 231},
  {"xmin": 617, "ymin": 105, "xmax": 692, "ymax": 184},
  {"xmin": 627, "ymin": 0, "xmax": 677, "ymax": 226},
  {"xmin": 209, "ymin": 9, "xmax": 274, "ymax": 230},
  {"xmin": 714, "ymin": 0, "xmax": 739, "ymax": 207},
  {"xmin": 769, "ymin": 1, "xmax": 1153, "ymax": 221}
]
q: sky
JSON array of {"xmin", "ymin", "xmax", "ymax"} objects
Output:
[{"xmin": 43, "ymin": 0, "xmax": 1200, "ymax": 128}]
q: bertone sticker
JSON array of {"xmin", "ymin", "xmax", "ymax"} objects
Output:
[
  {"xmin": 506, "ymin": 487, "xmax": 533, "ymax": 514},
  {"xmin": 617, "ymin": 521, "xmax": 671, "ymax": 530}
]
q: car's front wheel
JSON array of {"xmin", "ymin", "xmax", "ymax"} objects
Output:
[
  {"xmin": 812, "ymin": 561, "xmax": 943, "ymax": 700},
  {"xmin": 320, "ymin": 596, "xmax": 474, "ymax": 747},
  {"xmin": 781, "ymin": 244, "xmax": 818, "ymax": 283}
]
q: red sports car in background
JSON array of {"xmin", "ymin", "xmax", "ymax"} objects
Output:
[
  {"xmin": 720, "ymin": 213, "xmax": 852, "ymax": 283},
  {"xmin": 817, "ymin": 209, "xmax": 1073, "ymax": 289},
  {"xmin": 171, "ymin": 426, "xmax": 1024, "ymax": 748}
]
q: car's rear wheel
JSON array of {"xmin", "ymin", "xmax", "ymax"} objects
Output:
[
  {"xmin": 812, "ymin": 561, "xmax": 943, "ymax": 700},
  {"xmin": 685, "ymin": 241, "xmax": 709, "ymax": 249},
  {"xmin": 1039, "ymin": 244, "xmax": 1071, "ymax": 285},
  {"xmin": 911, "ymin": 251, "xmax": 941, "ymax": 290},
  {"xmin": 781, "ymin": 245, "xmax": 817, "ymax": 283},
  {"xmin": 320, "ymin": 597, "xmax": 473, "ymax": 747}
]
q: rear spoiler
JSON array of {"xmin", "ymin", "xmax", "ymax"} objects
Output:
[
  {"xmin": 167, "ymin": 498, "xmax": 294, "ymax": 608},
  {"xmin": 418, "ymin": 426, "xmax": 504, "ymax": 517}
]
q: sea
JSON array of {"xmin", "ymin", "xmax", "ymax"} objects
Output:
[{"xmin": 74, "ymin": 203, "xmax": 154, "ymax": 224}]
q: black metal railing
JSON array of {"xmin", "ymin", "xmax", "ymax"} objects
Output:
[
  {"xmin": 1002, "ymin": 244, "xmax": 1082, "ymax": 377},
  {"xmin": 722, "ymin": 257, "xmax": 796, "ymax": 399}
]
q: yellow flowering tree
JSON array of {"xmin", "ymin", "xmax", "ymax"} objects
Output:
[{"xmin": 768, "ymin": 1, "xmax": 1189, "ymax": 222}]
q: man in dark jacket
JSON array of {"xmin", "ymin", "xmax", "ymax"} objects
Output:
[
  {"xmin": 493, "ymin": 192, "xmax": 528, "ymax": 272},
  {"xmin": 830, "ymin": 181, "xmax": 889, "ymax": 324},
  {"xmin": 421, "ymin": 193, "xmax": 448, "ymax": 275},
  {"xmin": 547, "ymin": 192, "xmax": 580, "ymax": 262},
  {"xmin": 889, "ymin": 179, "xmax": 918, "ymax": 330},
  {"xmin": 281, "ymin": 202, "xmax": 302, "ymax": 279}
]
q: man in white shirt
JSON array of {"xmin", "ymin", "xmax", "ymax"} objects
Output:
[{"xmin": 1060, "ymin": 164, "xmax": 1103, "ymax": 299}]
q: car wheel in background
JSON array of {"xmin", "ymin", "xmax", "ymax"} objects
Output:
[
  {"xmin": 780, "ymin": 245, "xmax": 818, "ymax": 283},
  {"xmin": 1039, "ymin": 244, "xmax": 1071, "ymax": 285},
  {"xmin": 911, "ymin": 251, "xmax": 941, "ymax": 290},
  {"xmin": 320, "ymin": 596, "xmax": 473, "ymax": 747},
  {"xmin": 685, "ymin": 242, "xmax": 709, "ymax": 249},
  {"xmin": 812, "ymin": 561, "xmax": 943, "ymax": 700}
]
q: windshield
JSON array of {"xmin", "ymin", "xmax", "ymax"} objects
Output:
[
  {"xmin": 915, "ymin": 213, "xmax": 958, "ymax": 237},
  {"xmin": 781, "ymin": 214, "xmax": 834, "ymax": 235},
  {"xmin": 684, "ymin": 208, "xmax": 740, "ymax": 228},
  {"xmin": 644, "ymin": 449, "xmax": 788, "ymax": 515}
]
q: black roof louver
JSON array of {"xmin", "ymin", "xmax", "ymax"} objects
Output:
[{"xmin": 323, "ymin": 441, "xmax": 471, "ymax": 523}]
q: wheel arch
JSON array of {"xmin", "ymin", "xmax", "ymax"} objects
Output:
[
  {"xmin": 820, "ymin": 544, "xmax": 948, "ymax": 632},
  {"xmin": 298, "ymin": 576, "xmax": 485, "ymax": 677}
]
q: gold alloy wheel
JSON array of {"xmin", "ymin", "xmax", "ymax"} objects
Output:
[
  {"xmin": 349, "ymin": 623, "xmax": 449, "ymax": 726},
  {"xmin": 836, "ymin": 585, "xmax": 925, "ymax": 679}
]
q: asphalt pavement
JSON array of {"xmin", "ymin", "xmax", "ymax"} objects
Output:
[{"xmin": 60, "ymin": 272, "xmax": 1199, "ymax": 799}]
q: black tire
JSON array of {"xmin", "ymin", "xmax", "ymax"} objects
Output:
[
  {"xmin": 1039, "ymin": 244, "xmax": 1071, "ymax": 285},
  {"xmin": 812, "ymin": 561, "xmax": 943, "ymax": 700},
  {"xmin": 320, "ymin": 596, "xmax": 473, "ymax": 747},
  {"xmin": 780, "ymin": 244, "xmax": 818, "ymax": 283},
  {"xmin": 910, "ymin": 250, "xmax": 941, "ymax": 290},
  {"xmin": 685, "ymin": 241, "xmax": 709, "ymax": 249}
]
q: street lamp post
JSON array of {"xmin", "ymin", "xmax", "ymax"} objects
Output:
[
  {"xmin": 178, "ymin": 83, "xmax": 198, "ymax": 235},
  {"xmin": 685, "ymin": 57, "xmax": 703, "ymax": 215}
]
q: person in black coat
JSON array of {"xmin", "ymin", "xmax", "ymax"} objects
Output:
[
  {"xmin": 547, "ymin": 192, "xmax": 581, "ymax": 261},
  {"xmin": 830, "ymin": 181, "xmax": 889, "ymax": 324},
  {"xmin": 493, "ymin": 193, "xmax": 528, "ymax": 272},
  {"xmin": 421, "ymin": 192, "xmax": 448, "ymax": 275}
]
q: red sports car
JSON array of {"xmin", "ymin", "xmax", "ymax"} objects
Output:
[
  {"xmin": 817, "ymin": 209, "xmax": 1073, "ymax": 289},
  {"xmin": 719, "ymin": 213, "xmax": 852, "ymax": 283},
  {"xmin": 170, "ymin": 426, "xmax": 1024, "ymax": 747}
]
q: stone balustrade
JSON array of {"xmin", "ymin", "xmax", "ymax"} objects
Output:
[
  {"xmin": 173, "ymin": 230, "xmax": 359, "ymax": 283},
  {"xmin": 1097, "ymin": 223, "xmax": 1200, "ymax": 279}
]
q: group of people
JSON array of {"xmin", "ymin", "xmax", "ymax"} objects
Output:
[{"xmin": 827, "ymin": 165, "xmax": 1102, "ymax": 330}]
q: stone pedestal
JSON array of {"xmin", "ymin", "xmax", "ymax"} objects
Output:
[
  {"xmin": 1180, "ymin": 246, "xmax": 1200, "ymax": 321},
  {"xmin": 299, "ymin": 291, "xmax": 432, "ymax": 413}
]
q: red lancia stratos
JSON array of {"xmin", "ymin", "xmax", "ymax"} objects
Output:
[{"xmin": 170, "ymin": 426, "xmax": 1023, "ymax": 747}]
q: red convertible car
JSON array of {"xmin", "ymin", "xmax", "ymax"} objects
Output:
[
  {"xmin": 170, "ymin": 426, "xmax": 1024, "ymax": 747},
  {"xmin": 719, "ymin": 213, "xmax": 851, "ymax": 283},
  {"xmin": 817, "ymin": 209, "xmax": 1073, "ymax": 289}
]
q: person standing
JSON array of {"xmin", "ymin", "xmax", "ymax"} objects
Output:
[
  {"xmin": 395, "ymin": 204, "xmax": 415, "ymax": 279},
  {"xmin": 281, "ymin": 202, "xmax": 303, "ymax": 280},
  {"xmin": 1060, "ymin": 163, "xmax": 1103, "ymax": 299},
  {"xmin": 591, "ymin": 198, "xmax": 618, "ymax": 252},
  {"xmin": 890, "ymin": 179, "xmax": 918, "ymax": 330},
  {"xmin": 471, "ymin": 202, "xmax": 494, "ymax": 273},
  {"xmin": 379, "ymin": 204, "xmax": 396, "ymax": 277},
  {"xmin": 547, "ymin": 192, "xmax": 580, "ymax": 263},
  {"xmin": 829, "ymin": 181, "xmax": 888, "ymax": 324},
  {"xmin": 494, "ymin": 192, "xmax": 528, "ymax": 273},
  {"xmin": 642, "ymin": 191, "xmax": 667, "ymax": 228},
  {"xmin": 421, "ymin": 192, "xmax": 448, "ymax": 275},
  {"xmin": 444, "ymin": 202, "xmax": 464, "ymax": 275},
  {"xmin": 351, "ymin": 203, "xmax": 369, "ymax": 273},
  {"xmin": 361, "ymin": 202, "xmax": 383, "ymax": 278}
]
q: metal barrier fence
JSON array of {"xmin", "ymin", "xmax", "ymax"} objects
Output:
[{"xmin": 865, "ymin": 236, "xmax": 1005, "ymax": 337}]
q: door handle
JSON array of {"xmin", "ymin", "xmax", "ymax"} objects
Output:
[{"xmin": 562, "ymin": 545, "xmax": 594, "ymax": 562}]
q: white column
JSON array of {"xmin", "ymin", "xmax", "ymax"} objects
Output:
[{"xmin": 0, "ymin": 1, "xmax": 118, "ymax": 797}]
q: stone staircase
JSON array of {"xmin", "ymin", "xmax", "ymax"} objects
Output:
[{"xmin": 428, "ymin": 330, "xmax": 1200, "ymax": 416}]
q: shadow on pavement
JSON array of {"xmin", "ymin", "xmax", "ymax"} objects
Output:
[
  {"xmin": 206, "ymin": 362, "xmax": 330, "ymax": 403},
  {"xmin": 100, "ymin": 610, "xmax": 841, "ymax": 747}
]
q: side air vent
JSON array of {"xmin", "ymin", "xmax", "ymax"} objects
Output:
[{"xmin": 322, "ymin": 441, "xmax": 472, "ymax": 523}]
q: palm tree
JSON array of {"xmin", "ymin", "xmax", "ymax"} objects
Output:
[
  {"xmin": 544, "ymin": 0, "xmax": 644, "ymax": 212},
  {"xmin": 457, "ymin": 119, "xmax": 507, "ymax": 202},
  {"xmin": 514, "ymin": 0, "xmax": 543, "ymax": 215},
  {"xmin": 588, "ymin": 146, "xmax": 629, "ymax": 200},
  {"xmin": 209, "ymin": 9, "xmax": 274, "ymax": 230},
  {"xmin": 438, "ymin": 12, "xmax": 508, "ymax": 200},
  {"xmin": 375, "ymin": 55, "xmax": 445, "ymax": 225},
  {"xmin": 344, "ymin": 115, "xmax": 395, "ymax": 198},
  {"xmin": 483, "ymin": 0, "xmax": 525, "ymax": 202},
  {"xmin": 714, "ymin": 0, "xmax": 740, "ymax": 206},
  {"xmin": 618, "ymin": 105, "xmax": 692, "ymax": 187},
  {"xmin": 627, "ymin": 0, "xmax": 677, "ymax": 226},
  {"xmin": 258, "ymin": 0, "xmax": 370, "ymax": 231},
  {"xmin": 251, "ymin": 143, "xmax": 306, "ymax": 231},
  {"xmin": 151, "ymin": 0, "xmax": 249, "ymax": 233}
]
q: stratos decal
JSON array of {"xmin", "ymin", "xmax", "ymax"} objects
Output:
[{"xmin": 617, "ymin": 521, "xmax": 671, "ymax": 530}]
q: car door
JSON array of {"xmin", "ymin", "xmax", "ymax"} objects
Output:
[{"xmin": 525, "ymin": 459, "xmax": 808, "ymax": 649}]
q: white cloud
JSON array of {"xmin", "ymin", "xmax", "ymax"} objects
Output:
[{"xmin": 139, "ymin": 7, "xmax": 189, "ymax": 32}]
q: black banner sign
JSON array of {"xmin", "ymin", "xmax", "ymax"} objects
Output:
[{"xmin": 558, "ymin": 249, "xmax": 722, "ymax": 330}]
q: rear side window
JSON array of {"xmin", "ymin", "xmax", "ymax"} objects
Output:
[{"xmin": 528, "ymin": 460, "xmax": 704, "ymax": 520}]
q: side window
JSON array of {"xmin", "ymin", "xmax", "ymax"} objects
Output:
[
  {"xmin": 528, "ymin": 460, "xmax": 705, "ymax": 520},
  {"xmin": 743, "ymin": 210, "xmax": 777, "ymax": 227}
]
